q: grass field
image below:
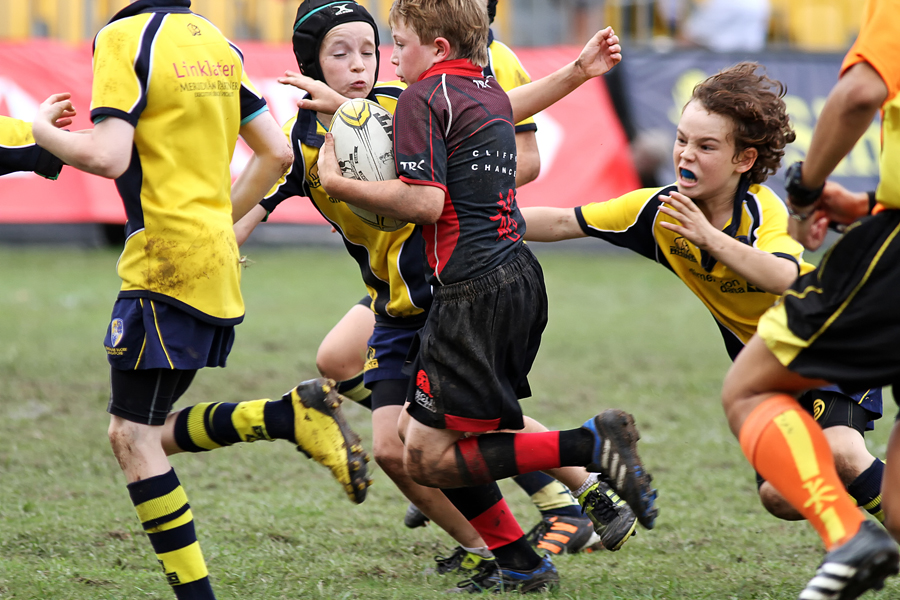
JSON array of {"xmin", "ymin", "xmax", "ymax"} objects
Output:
[{"xmin": 0, "ymin": 245, "xmax": 896, "ymax": 600}]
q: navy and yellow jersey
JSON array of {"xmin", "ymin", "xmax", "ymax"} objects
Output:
[
  {"xmin": 395, "ymin": 59, "xmax": 525, "ymax": 286},
  {"xmin": 91, "ymin": 0, "xmax": 268, "ymax": 326},
  {"xmin": 260, "ymin": 81, "xmax": 432, "ymax": 327},
  {"xmin": 576, "ymin": 182, "xmax": 815, "ymax": 360},
  {"xmin": 0, "ymin": 116, "xmax": 63, "ymax": 179},
  {"xmin": 484, "ymin": 30, "xmax": 537, "ymax": 135}
]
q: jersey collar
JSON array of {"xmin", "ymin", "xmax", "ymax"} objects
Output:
[
  {"xmin": 109, "ymin": 0, "xmax": 192, "ymax": 24},
  {"xmin": 418, "ymin": 59, "xmax": 484, "ymax": 82},
  {"xmin": 699, "ymin": 174, "xmax": 751, "ymax": 273}
]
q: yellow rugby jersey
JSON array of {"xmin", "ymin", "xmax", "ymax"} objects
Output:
[
  {"xmin": 92, "ymin": 0, "xmax": 268, "ymax": 326},
  {"xmin": 484, "ymin": 30, "xmax": 537, "ymax": 134},
  {"xmin": 576, "ymin": 183, "xmax": 814, "ymax": 359},
  {"xmin": 260, "ymin": 82, "xmax": 433, "ymax": 327},
  {"xmin": 840, "ymin": 0, "xmax": 900, "ymax": 209},
  {"xmin": 0, "ymin": 116, "xmax": 63, "ymax": 178}
]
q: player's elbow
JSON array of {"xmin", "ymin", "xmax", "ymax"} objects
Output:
[
  {"xmin": 515, "ymin": 154, "xmax": 541, "ymax": 187},
  {"xmin": 275, "ymin": 142, "xmax": 294, "ymax": 176},
  {"xmin": 409, "ymin": 188, "xmax": 445, "ymax": 224},
  {"xmin": 414, "ymin": 204, "xmax": 443, "ymax": 225},
  {"xmin": 837, "ymin": 63, "xmax": 889, "ymax": 115}
]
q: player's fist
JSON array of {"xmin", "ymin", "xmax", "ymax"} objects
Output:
[{"xmin": 574, "ymin": 27, "xmax": 622, "ymax": 81}]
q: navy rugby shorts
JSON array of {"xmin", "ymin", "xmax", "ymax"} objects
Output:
[{"xmin": 104, "ymin": 297, "xmax": 234, "ymax": 371}]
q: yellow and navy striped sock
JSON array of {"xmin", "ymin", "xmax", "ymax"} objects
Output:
[
  {"xmin": 513, "ymin": 472, "xmax": 583, "ymax": 519},
  {"xmin": 173, "ymin": 399, "xmax": 294, "ymax": 452},
  {"xmin": 336, "ymin": 373, "xmax": 372, "ymax": 410},
  {"xmin": 128, "ymin": 469, "xmax": 214, "ymax": 599},
  {"xmin": 848, "ymin": 458, "xmax": 885, "ymax": 522}
]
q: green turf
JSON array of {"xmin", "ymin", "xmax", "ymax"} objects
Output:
[{"xmin": 0, "ymin": 246, "xmax": 895, "ymax": 600}]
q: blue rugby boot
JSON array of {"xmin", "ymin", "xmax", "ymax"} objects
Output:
[{"xmin": 582, "ymin": 409, "xmax": 658, "ymax": 529}]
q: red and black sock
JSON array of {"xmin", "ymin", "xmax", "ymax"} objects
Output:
[
  {"xmin": 442, "ymin": 483, "xmax": 540, "ymax": 571},
  {"xmin": 454, "ymin": 429, "xmax": 594, "ymax": 486}
]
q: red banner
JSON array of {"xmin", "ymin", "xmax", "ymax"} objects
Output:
[{"xmin": 0, "ymin": 40, "xmax": 638, "ymax": 224}]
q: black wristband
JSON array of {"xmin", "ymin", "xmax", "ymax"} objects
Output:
[
  {"xmin": 784, "ymin": 161, "xmax": 824, "ymax": 207},
  {"xmin": 34, "ymin": 147, "xmax": 63, "ymax": 181},
  {"xmin": 867, "ymin": 190, "xmax": 878, "ymax": 214}
]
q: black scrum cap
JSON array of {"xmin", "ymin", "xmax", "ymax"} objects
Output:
[{"xmin": 292, "ymin": 1, "xmax": 380, "ymax": 83}]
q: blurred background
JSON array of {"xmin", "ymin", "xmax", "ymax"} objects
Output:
[
  {"xmin": 0, "ymin": 0, "xmax": 879, "ymax": 246},
  {"xmin": 0, "ymin": 0, "xmax": 863, "ymax": 50}
]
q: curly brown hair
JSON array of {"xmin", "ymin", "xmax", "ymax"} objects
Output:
[{"xmin": 690, "ymin": 62, "xmax": 796, "ymax": 185}]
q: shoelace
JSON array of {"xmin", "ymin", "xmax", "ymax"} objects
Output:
[
  {"xmin": 454, "ymin": 561, "xmax": 499, "ymax": 591},
  {"xmin": 523, "ymin": 519, "xmax": 551, "ymax": 546},
  {"xmin": 433, "ymin": 546, "xmax": 466, "ymax": 574},
  {"xmin": 582, "ymin": 487, "xmax": 618, "ymax": 524}
]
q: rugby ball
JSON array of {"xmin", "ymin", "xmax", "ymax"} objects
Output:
[{"xmin": 330, "ymin": 99, "xmax": 408, "ymax": 232}]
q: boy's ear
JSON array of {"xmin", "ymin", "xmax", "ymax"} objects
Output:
[
  {"xmin": 433, "ymin": 37, "xmax": 452, "ymax": 61},
  {"xmin": 735, "ymin": 147, "xmax": 758, "ymax": 174}
]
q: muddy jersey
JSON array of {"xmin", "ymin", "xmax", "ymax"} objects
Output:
[
  {"xmin": 91, "ymin": 0, "xmax": 268, "ymax": 325},
  {"xmin": 395, "ymin": 59, "xmax": 526, "ymax": 286},
  {"xmin": 260, "ymin": 82, "xmax": 432, "ymax": 328}
]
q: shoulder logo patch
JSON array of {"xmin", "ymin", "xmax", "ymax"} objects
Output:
[{"xmin": 187, "ymin": 23, "xmax": 201, "ymax": 36}]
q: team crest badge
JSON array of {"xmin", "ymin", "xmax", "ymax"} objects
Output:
[
  {"xmin": 414, "ymin": 370, "xmax": 436, "ymax": 412},
  {"xmin": 110, "ymin": 318, "xmax": 124, "ymax": 347},
  {"xmin": 812, "ymin": 398, "xmax": 825, "ymax": 421}
]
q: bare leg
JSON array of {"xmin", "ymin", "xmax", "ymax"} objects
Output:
[
  {"xmin": 373, "ymin": 405, "xmax": 484, "ymax": 548},
  {"xmin": 316, "ymin": 303, "xmax": 374, "ymax": 381},
  {"xmin": 108, "ymin": 416, "xmax": 171, "ymax": 482}
]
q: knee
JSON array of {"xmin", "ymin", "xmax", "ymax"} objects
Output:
[
  {"xmin": 758, "ymin": 482, "xmax": 804, "ymax": 521},
  {"xmin": 108, "ymin": 418, "xmax": 134, "ymax": 453},
  {"xmin": 373, "ymin": 441, "xmax": 406, "ymax": 479},
  {"xmin": 315, "ymin": 347, "xmax": 343, "ymax": 381},
  {"xmin": 108, "ymin": 417, "xmax": 160, "ymax": 461},
  {"xmin": 404, "ymin": 450, "xmax": 438, "ymax": 488}
]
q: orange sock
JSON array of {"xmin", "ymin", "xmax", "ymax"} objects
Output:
[{"xmin": 739, "ymin": 394, "xmax": 863, "ymax": 550}]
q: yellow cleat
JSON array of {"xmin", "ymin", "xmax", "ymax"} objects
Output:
[{"xmin": 285, "ymin": 378, "xmax": 371, "ymax": 504}]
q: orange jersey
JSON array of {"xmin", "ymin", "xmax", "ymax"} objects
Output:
[{"xmin": 841, "ymin": 0, "xmax": 900, "ymax": 209}]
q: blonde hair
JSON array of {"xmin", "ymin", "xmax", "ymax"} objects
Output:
[{"xmin": 389, "ymin": 0, "xmax": 489, "ymax": 66}]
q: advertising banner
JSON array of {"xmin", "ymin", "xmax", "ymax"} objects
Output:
[
  {"xmin": 0, "ymin": 40, "xmax": 639, "ymax": 225},
  {"xmin": 617, "ymin": 50, "xmax": 881, "ymax": 197}
]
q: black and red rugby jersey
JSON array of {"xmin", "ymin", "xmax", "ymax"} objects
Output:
[{"xmin": 394, "ymin": 59, "xmax": 526, "ymax": 286}]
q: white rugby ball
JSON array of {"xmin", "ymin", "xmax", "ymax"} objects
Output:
[{"xmin": 330, "ymin": 98, "xmax": 408, "ymax": 232}]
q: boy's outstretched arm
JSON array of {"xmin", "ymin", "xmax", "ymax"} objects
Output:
[
  {"xmin": 520, "ymin": 206, "xmax": 585, "ymax": 242},
  {"xmin": 32, "ymin": 93, "xmax": 133, "ymax": 179},
  {"xmin": 318, "ymin": 132, "xmax": 443, "ymax": 224},
  {"xmin": 507, "ymin": 27, "xmax": 621, "ymax": 123}
]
